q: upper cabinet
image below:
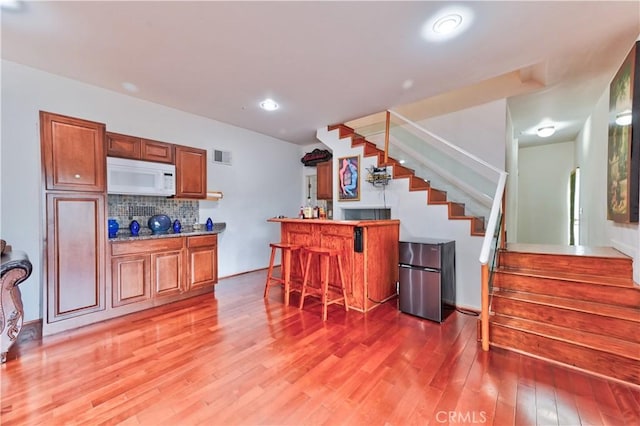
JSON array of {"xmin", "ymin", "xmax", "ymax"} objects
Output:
[
  {"xmin": 175, "ymin": 145, "xmax": 207, "ymax": 199},
  {"xmin": 106, "ymin": 132, "xmax": 174, "ymax": 164},
  {"xmin": 316, "ymin": 160, "xmax": 333, "ymax": 200},
  {"xmin": 40, "ymin": 111, "xmax": 106, "ymax": 192}
]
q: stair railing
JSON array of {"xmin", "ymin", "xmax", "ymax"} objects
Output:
[{"xmin": 370, "ymin": 110, "xmax": 508, "ymax": 351}]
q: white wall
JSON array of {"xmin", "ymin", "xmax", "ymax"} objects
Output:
[
  {"xmin": 505, "ymin": 106, "xmax": 519, "ymax": 242},
  {"xmin": 577, "ymin": 85, "xmax": 640, "ymax": 281},
  {"xmin": 317, "ymin": 98, "xmax": 507, "ymax": 310},
  {"xmin": 1, "ymin": 60, "xmax": 303, "ymax": 322},
  {"xmin": 517, "ymin": 141, "xmax": 575, "ymax": 245}
]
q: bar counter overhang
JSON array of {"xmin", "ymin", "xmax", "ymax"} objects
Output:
[{"xmin": 267, "ymin": 218, "xmax": 400, "ymax": 312}]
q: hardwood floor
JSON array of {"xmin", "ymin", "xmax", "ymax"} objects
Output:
[{"xmin": 2, "ymin": 269, "xmax": 639, "ymax": 425}]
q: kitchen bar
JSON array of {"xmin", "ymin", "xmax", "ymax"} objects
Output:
[{"xmin": 268, "ymin": 218, "xmax": 399, "ymax": 312}]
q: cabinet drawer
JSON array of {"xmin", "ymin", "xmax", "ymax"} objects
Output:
[
  {"xmin": 111, "ymin": 237, "xmax": 184, "ymax": 256},
  {"xmin": 187, "ymin": 234, "xmax": 218, "ymax": 248}
]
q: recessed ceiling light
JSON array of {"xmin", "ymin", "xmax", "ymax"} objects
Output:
[
  {"xmin": 422, "ymin": 7, "xmax": 472, "ymax": 41},
  {"xmin": 537, "ymin": 126, "xmax": 556, "ymax": 138},
  {"xmin": 433, "ymin": 14, "xmax": 462, "ymax": 34},
  {"xmin": 399, "ymin": 159, "xmax": 406, "ymax": 164},
  {"xmin": 615, "ymin": 110, "xmax": 632, "ymax": 126},
  {"xmin": 402, "ymin": 79, "xmax": 414, "ymax": 90},
  {"xmin": 259, "ymin": 98, "xmax": 279, "ymax": 111}
]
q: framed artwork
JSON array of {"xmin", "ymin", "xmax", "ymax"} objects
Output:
[
  {"xmin": 338, "ymin": 155, "xmax": 360, "ymax": 201},
  {"xmin": 608, "ymin": 41, "xmax": 640, "ymax": 223}
]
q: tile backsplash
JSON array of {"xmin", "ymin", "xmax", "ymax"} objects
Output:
[{"xmin": 108, "ymin": 195, "xmax": 199, "ymax": 229}]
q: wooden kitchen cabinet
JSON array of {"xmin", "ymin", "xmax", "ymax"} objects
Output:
[
  {"xmin": 316, "ymin": 160, "xmax": 333, "ymax": 200},
  {"xmin": 175, "ymin": 145, "xmax": 207, "ymax": 199},
  {"xmin": 106, "ymin": 132, "xmax": 174, "ymax": 164},
  {"xmin": 40, "ymin": 111, "xmax": 106, "ymax": 192},
  {"xmin": 186, "ymin": 235, "xmax": 218, "ymax": 290},
  {"xmin": 110, "ymin": 237, "xmax": 184, "ymax": 307},
  {"xmin": 46, "ymin": 192, "xmax": 106, "ymax": 322},
  {"xmin": 111, "ymin": 254, "xmax": 150, "ymax": 307}
]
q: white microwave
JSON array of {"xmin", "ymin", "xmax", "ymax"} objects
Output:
[{"xmin": 107, "ymin": 157, "xmax": 176, "ymax": 197}]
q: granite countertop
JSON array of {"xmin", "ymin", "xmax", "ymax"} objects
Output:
[{"xmin": 109, "ymin": 222, "xmax": 226, "ymax": 242}]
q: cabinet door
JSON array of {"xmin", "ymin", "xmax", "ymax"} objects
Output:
[
  {"xmin": 46, "ymin": 192, "xmax": 106, "ymax": 322},
  {"xmin": 175, "ymin": 145, "xmax": 207, "ymax": 199},
  {"xmin": 141, "ymin": 139, "xmax": 174, "ymax": 163},
  {"xmin": 316, "ymin": 160, "xmax": 333, "ymax": 200},
  {"xmin": 41, "ymin": 112, "xmax": 106, "ymax": 192},
  {"xmin": 187, "ymin": 235, "xmax": 218, "ymax": 290},
  {"xmin": 111, "ymin": 255, "xmax": 150, "ymax": 307},
  {"xmin": 106, "ymin": 132, "xmax": 141, "ymax": 159},
  {"xmin": 153, "ymin": 251, "xmax": 183, "ymax": 297}
]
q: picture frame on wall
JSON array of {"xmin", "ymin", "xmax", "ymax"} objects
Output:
[
  {"xmin": 338, "ymin": 155, "xmax": 360, "ymax": 201},
  {"xmin": 608, "ymin": 40, "xmax": 640, "ymax": 223}
]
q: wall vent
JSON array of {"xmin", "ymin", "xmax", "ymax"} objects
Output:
[{"xmin": 209, "ymin": 149, "xmax": 232, "ymax": 166}]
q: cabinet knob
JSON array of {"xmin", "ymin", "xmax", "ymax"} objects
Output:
[{"xmin": 74, "ymin": 174, "xmax": 81, "ymax": 179}]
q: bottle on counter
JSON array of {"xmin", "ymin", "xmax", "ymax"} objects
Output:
[
  {"xmin": 313, "ymin": 206, "xmax": 319, "ymax": 219},
  {"xmin": 299, "ymin": 206, "xmax": 304, "ymax": 219},
  {"xmin": 206, "ymin": 217, "xmax": 213, "ymax": 231},
  {"xmin": 108, "ymin": 219, "xmax": 119, "ymax": 239},
  {"xmin": 129, "ymin": 220, "xmax": 140, "ymax": 236}
]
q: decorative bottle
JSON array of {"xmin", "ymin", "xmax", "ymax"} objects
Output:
[
  {"xmin": 108, "ymin": 219, "xmax": 119, "ymax": 239},
  {"xmin": 206, "ymin": 217, "xmax": 213, "ymax": 231},
  {"xmin": 129, "ymin": 220, "xmax": 140, "ymax": 237},
  {"xmin": 172, "ymin": 219, "xmax": 181, "ymax": 233}
]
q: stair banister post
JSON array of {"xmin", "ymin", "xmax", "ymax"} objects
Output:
[
  {"xmin": 384, "ymin": 110, "xmax": 390, "ymax": 165},
  {"xmin": 481, "ymin": 263, "xmax": 489, "ymax": 351}
]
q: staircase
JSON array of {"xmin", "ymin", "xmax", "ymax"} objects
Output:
[
  {"xmin": 490, "ymin": 243, "xmax": 640, "ymax": 386},
  {"xmin": 328, "ymin": 124, "xmax": 485, "ymax": 236}
]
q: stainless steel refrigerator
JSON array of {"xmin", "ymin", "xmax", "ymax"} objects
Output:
[{"xmin": 398, "ymin": 238, "xmax": 456, "ymax": 322}]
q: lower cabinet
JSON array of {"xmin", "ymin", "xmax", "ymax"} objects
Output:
[
  {"xmin": 187, "ymin": 235, "xmax": 218, "ymax": 290},
  {"xmin": 110, "ymin": 234, "xmax": 217, "ymax": 310}
]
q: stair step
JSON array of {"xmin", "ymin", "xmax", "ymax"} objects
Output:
[
  {"xmin": 472, "ymin": 217, "xmax": 486, "ymax": 236},
  {"xmin": 328, "ymin": 124, "xmax": 355, "ymax": 139},
  {"xmin": 408, "ymin": 175, "xmax": 430, "ymax": 191},
  {"xmin": 363, "ymin": 143, "xmax": 382, "ymax": 157},
  {"xmin": 494, "ymin": 267, "xmax": 640, "ymax": 308},
  {"xmin": 428, "ymin": 188, "xmax": 447, "ymax": 203},
  {"xmin": 499, "ymin": 247, "xmax": 632, "ymax": 279},
  {"xmin": 490, "ymin": 315, "xmax": 640, "ymax": 385},
  {"xmin": 392, "ymin": 163, "xmax": 414, "ymax": 178},
  {"xmin": 449, "ymin": 202, "xmax": 466, "ymax": 217},
  {"xmin": 492, "ymin": 289, "xmax": 640, "ymax": 343}
]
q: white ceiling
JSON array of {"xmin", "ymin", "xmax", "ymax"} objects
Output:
[{"xmin": 2, "ymin": 1, "xmax": 639, "ymax": 147}]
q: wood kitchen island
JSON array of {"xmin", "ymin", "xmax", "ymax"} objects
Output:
[{"xmin": 268, "ymin": 218, "xmax": 399, "ymax": 312}]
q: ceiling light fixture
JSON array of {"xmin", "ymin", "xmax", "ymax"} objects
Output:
[
  {"xmin": 433, "ymin": 14, "xmax": 462, "ymax": 34},
  {"xmin": 259, "ymin": 98, "xmax": 279, "ymax": 111},
  {"xmin": 121, "ymin": 82, "xmax": 139, "ymax": 93},
  {"xmin": 615, "ymin": 110, "xmax": 632, "ymax": 126},
  {"xmin": 422, "ymin": 7, "xmax": 473, "ymax": 42},
  {"xmin": 537, "ymin": 126, "xmax": 556, "ymax": 138}
]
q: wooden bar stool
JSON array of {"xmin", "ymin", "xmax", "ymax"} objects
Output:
[
  {"xmin": 264, "ymin": 242, "xmax": 302, "ymax": 306},
  {"xmin": 299, "ymin": 246, "xmax": 349, "ymax": 321}
]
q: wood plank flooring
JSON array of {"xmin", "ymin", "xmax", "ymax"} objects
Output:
[{"xmin": 2, "ymin": 269, "xmax": 639, "ymax": 425}]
